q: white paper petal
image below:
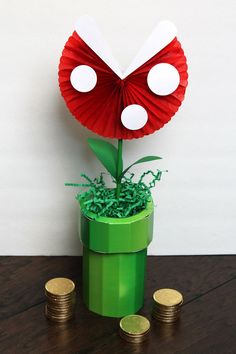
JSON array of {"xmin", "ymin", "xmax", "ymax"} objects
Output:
[
  {"xmin": 75, "ymin": 16, "xmax": 122, "ymax": 78},
  {"xmin": 123, "ymin": 21, "xmax": 177, "ymax": 78}
]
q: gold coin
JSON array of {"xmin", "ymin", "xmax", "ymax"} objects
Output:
[
  {"xmin": 45, "ymin": 295, "xmax": 75, "ymax": 302},
  {"xmin": 46, "ymin": 309, "xmax": 74, "ymax": 316},
  {"xmin": 46, "ymin": 297, "xmax": 76, "ymax": 306},
  {"xmin": 153, "ymin": 312, "xmax": 180, "ymax": 320},
  {"xmin": 46, "ymin": 314, "xmax": 73, "ymax": 323},
  {"xmin": 47, "ymin": 304, "xmax": 75, "ymax": 311},
  {"xmin": 46, "ymin": 303, "xmax": 75, "ymax": 309},
  {"xmin": 152, "ymin": 312, "xmax": 179, "ymax": 322},
  {"xmin": 45, "ymin": 307, "xmax": 74, "ymax": 320},
  {"xmin": 46, "ymin": 313, "xmax": 74, "ymax": 320},
  {"xmin": 154, "ymin": 300, "xmax": 182, "ymax": 308},
  {"xmin": 45, "ymin": 304, "xmax": 73, "ymax": 312},
  {"xmin": 45, "ymin": 291, "xmax": 73, "ymax": 299},
  {"xmin": 153, "ymin": 314, "xmax": 180, "ymax": 321},
  {"xmin": 153, "ymin": 310, "xmax": 180, "ymax": 316},
  {"xmin": 153, "ymin": 308, "xmax": 181, "ymax": 315},
  {"xmin": 154, "ymin": 311, "xmax": 180, "ymax": 317},
  {"xmin": 46, "ymin": 299, "xmax": 76, "ymax": 306},
  {"xmin": 45, "ymin": 295, "xmax": 75, "ymax": 303},
  {"xmin": 45, "ymin": 289, "xmax": 75, "ymax": 297},
  {"xmin": 153, "ymin": 289, "xmax": 183, "ymax": 307},
  {"xmin": 45, "ymin": 278, "xmax": 75, "ymax": 296},
  {"xmin": 153, "ymin": 303, "xmax": 181, "ymax": 309},
  {"xmin": 47, "ymin": 303, "xmax": 75, "ymax": 309},
  {"xmin": 154, "ymin": 303, "xmax": 183, "ymax": 312},
  {"xmin": 119, "ymin": 329, "xmax": 149, "ymax": 343},
  {"xmin": 120, "ymin": 328, "xmax": 150, "ymax": 338},
  {"xmin": 46, "ymin": 307, "xmax": 74, "ymax": 316},
  {"xmin": 153, "ymin": 307, "xmax": 181, "ymax": 315},
  {"xmin": 46, "ymin": 312, "xmax": 73, "ymax": 319},
  {"xmin": 120, "ymin": 315, "xmax": 150, "ymax": 335},
  {"xmin": 154, "ymin": 318, "xmax": 179, "ymax": 323},
  {"xmin": 47, "ymin": 305, "xmax": 75, "ymax": 312}
]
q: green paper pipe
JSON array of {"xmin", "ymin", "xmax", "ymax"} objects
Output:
[
  {"xmin": 80, "ymin": 200, "xmax": 154, "ymax": 317},
  {"xmin": 83, "ymin": 247, "xmax": 147, "ymax": 317}
]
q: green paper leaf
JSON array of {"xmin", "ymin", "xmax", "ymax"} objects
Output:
[
  {"xmin": 120, "ymin": 155, "xmax": 162, "ymax": 179},
  {"xmin": 88, "ymin": 138, "xmax": 120, "ymax": 180}
]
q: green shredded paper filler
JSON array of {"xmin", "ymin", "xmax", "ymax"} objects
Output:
[
  {"xmin": 65, "ymin": 138, "xmax": 165, "ymax": 218},
  {"xmin": 65, "ymin": 170, "xmax": 164, "ymax": 218}
]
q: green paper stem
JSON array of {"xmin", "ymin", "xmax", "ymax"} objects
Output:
[{"xmin": 116, "ymin": 139, "xmax": 123, "ymax": 198}]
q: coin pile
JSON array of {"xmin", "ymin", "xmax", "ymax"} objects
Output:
[
  {"xmin": 119, "ymin": 315, "xmax": 150, "ymax": 343},
  {"xmin": 152, "ymin": 288, "xmax": 183, "ymax": 323},
  {"xmin": 45, "ymin": 277, "xmax": 76, "ymax": 323}
]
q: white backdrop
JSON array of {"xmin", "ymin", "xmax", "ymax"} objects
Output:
[{"xmin": 0, "ymin": 0, "xmax": 236, "ymax": 255}]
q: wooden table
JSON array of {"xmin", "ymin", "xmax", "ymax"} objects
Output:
[{"xmin": 0, "ymin": 256, "xmax": 235, "ymax": 353}]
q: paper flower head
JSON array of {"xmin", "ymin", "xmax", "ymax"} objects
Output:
[{"xmin": 58, "ymin": 16, "xmax": 188, "ymax": 140}]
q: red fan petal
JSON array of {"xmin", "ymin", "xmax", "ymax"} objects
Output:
[{"xmin": 58, "ymin": 32, "xmax": 188, "ymax": 140}]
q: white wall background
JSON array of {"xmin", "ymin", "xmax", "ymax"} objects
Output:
[{"xmin": 0, "ymin": 0, "xmax": 236, "ymax": 255}]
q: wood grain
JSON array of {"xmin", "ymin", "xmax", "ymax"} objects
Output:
[{"xmin": 0, "ymin": 256, "xmax": 235, "ymax": 353}]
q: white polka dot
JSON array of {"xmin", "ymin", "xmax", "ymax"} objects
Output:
[
  {"xmin": 147, "ymin": 63, "xmax": 180, "ymax": 96},
  {"xmin": 121, "ymin": 104, "xmax": 148, "ymax": 130},
  {"xmin": 70, "ymin": 65, "xmax": 97, "ymax": 92}
]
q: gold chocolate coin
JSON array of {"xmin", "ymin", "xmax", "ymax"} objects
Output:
[
  {"xmin": 119, "ymin": 329, "xmax": 149, "ymax": 343},
  {"xmin": 45, "ymin": 278, "xmax": 75, "ymax": 296},
  {"xmin": 120, "ymin": 315, "xmax": 150, "ymax": 335},
  {"xmin": 44, "ymin": 278, "xmax": 76, "ymax": 323},
  {"xmin": 153, "ymin": 288, "xmax": 183, "ymax": 307}
]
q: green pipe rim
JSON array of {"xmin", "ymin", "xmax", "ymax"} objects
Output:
[{"xmin": 80, "ymin": 199, "xmax": 154, "ymax": 224}]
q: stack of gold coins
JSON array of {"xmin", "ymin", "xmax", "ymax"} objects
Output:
[
  {"xmin": 45, "ymin": 277, "xmax": 76, "ymax": 323},
  {"xmin": 152, "ymin": 288, "xmax": 183, "ymax": 323},
  {"xmin": 119, "ymin": 315, "xmax": 150, "ymax": 343}
]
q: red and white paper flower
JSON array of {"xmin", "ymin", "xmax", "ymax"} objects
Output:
[{"xmin": 58, "ymin": 16, "xmax": 188, "ymax": 140}]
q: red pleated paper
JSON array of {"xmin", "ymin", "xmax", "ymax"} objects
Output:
[{"xmin": 58, "ymin": 31, "xmax": 188, "ymax": 140}]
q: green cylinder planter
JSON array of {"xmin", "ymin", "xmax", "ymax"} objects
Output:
[{"xmin": 79, "ymin": 200, "xmax": 154, "ymax": 318}]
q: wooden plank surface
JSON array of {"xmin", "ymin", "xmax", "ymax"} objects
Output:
[{"xmin": 0, "ymin": 256, "xmax": 235, "ymax": 353}]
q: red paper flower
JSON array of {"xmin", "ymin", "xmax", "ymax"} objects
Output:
[{"xmin": 58, "ymin": 19, "xmax": 188, "ymax": 140}]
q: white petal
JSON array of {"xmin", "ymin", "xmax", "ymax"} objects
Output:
[
  {"xmin": 123, "ymin": 21, "xmax": 177, "ymax": 78},
  {"xmin": 75, "ymin": 16, "xmax": 122, "ymax": 78}
]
